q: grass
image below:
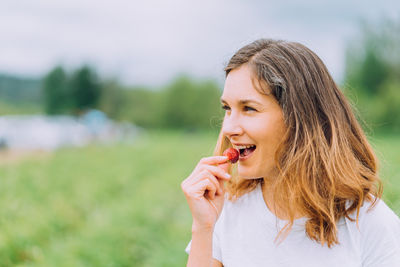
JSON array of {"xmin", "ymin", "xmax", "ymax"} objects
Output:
[
  {"xmin": 0, "ymin": 130, "xmax": 398, "ymax": 266},
  {"xmin": 0, "ymin": 100, "xmax": 42, "ymax": 115},
  {"xmin": 0, "ymin": 130, "xmax": 218, "ymax": 266},
  {"xmin": 369, "ymin": 133, "xmax": 400, "ymax": 214}
]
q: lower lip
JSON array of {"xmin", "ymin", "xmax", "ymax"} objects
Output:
[{"xmin": 239, "ymin": 149, "xmax": 256, "ymax": 162}]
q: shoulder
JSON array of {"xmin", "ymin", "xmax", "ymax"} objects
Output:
[
  {"xmin": 357, "ymin": 199, "xmax": 400, "ymax": 231},
  {"xmin": 355, "ymin": 198, "xmax": 400, "ymax": 242},
  {"xmin": 355, "ymin": 199, "xmax": 400, "ymax": 266}
]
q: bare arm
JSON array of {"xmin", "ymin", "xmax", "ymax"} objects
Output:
[
  {"xmin": 181, "ymin": 156, "xmax": 230, "ymax": 267},
  {"xmin": 187, "ymin": 226, "xmax": 223, "ymax": 267},
  {"xmin": 187, "ymin": 226, "xmax": 214, "ymax": 267}
]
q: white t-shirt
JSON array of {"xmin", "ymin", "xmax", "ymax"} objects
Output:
[{"xmin": 185, "ymin": 183, "xmax": 400, "ymax": 266}]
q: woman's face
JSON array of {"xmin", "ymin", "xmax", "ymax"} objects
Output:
[{"xmin": 221, "ymin": 64, "xmax": 286, "ymax": 179}]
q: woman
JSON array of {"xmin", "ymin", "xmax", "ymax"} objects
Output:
[{"xmin": 181, "ymin": 39, "xmax": 400, "ymax": 266}]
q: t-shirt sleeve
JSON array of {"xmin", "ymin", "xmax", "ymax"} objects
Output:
[
  {"xmin": 185, "ymin": 240, "xmax": 191, "ymax": 254},
  {"xmin": 360, "ymin": 200, "xmax": 400, "ymax": 267}
]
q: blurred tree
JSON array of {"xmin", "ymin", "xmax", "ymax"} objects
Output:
[
  {"xmin": 163, "ymin": 76, "xmax": 195, "ymax": 128},
  {"xmin": 69, "ymin": 65, "xmax": 101, "ymax": 114},
  {"xmin": 123, "ymin": 88, "xmax": 163, "ymax": 128},
  {"xmin": 42, "ymin": 64, "xmax": 222, "ymax": 131},
  {"xmin": 162, "ymin": 75, "xmax": 222, "ymax": 130},
  {"xmin": 344, "ymin": 18, "xmax": 400, "ymax": 133},
  {"xmin": 0, "ymin": 74, "xmax": 41, "ymax": 103},
  {"xmin": 191, "ymin": 80, "xmax": 224, "ymax": 130},
  {"xmin": 358, "ymin": 48, "xmax": 389, "ymax": 96},
  {"xmin": 97, "ymin": 79, "xmax": 126, "ymax": 119},
  {"xmin": 42, "ymin": 65, "xmax": 69, "ymax": 114}
]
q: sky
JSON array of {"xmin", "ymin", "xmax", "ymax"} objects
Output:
[{"xmin": 0, "ymin": 0, "xmax": 399, "ymax": 87}]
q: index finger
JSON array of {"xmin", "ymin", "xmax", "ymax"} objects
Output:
[{"xmin": 199, "ymin": 156, "xmax": 229, "ymax": 165}]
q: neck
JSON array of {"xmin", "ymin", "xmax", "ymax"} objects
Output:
[
  {"xmin": 261, "ymin": 180, "xmax": 286, "ymax": 220},
  {"xmin": 261, "ymin": 179, "xmax": 303, "ymax": 220}
]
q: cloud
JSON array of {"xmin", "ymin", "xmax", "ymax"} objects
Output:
[{"xmin": 0, "ymin": 0, "xmax": 399, "ymax": 85}]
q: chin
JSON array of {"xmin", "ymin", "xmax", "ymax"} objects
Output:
[
  {"xmin": 241, "ymin": 176, "xmax": 261, "ymax": 180},
  {"xmin": 237, "ymin": 162, "xmax": 272, "ymax": 180},
  {"xmin": 237, "ymin": 167, "xmax": 263, "ymax": 179}
]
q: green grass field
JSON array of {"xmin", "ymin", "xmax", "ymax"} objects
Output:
[{"xmin": 0, "ymin": 130, "xmax": 399, "ymax": 266}]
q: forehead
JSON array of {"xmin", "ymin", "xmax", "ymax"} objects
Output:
[{"xmin": 221, "ymin": 64, "xmax": 271, "ymax": 103}]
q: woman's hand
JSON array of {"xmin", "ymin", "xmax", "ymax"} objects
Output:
[{"xmin": 181, "ymin": 156, "xmax": 231, "ymax": 230}]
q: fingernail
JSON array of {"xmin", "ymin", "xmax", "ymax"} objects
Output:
[{"xmin": 225, "ymin": 173, "xmax": 231, "ymax": 179}]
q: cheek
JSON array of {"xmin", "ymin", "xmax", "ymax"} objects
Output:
[
  {"xmin": 250, "ymin": 121, "xmax": 279, "ymax": 143},
  {"xmin": 243, "ymin": 118, "xmax": 269, "ymax": 138},
  {"xmin": 254, "ymin": 120, "xmax": 285, "ymax": 156}
]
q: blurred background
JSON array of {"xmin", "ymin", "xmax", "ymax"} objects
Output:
[{"xmin": 0, "ymin": 0, "xmax": 399, "ymax": 266}]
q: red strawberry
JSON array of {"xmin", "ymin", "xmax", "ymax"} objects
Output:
[{"xmin": 223, "ymin": 148, "xmax": 239, "ymax": 163}]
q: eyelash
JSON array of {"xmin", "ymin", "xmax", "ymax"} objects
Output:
[{"xmin": 221, "ymin": 105, "xmax": 257, "ymax": 112}]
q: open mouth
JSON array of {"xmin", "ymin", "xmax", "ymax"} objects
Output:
[{"xmin": 238, "ymin": 145, "xmax": 256, "ymax": 159}]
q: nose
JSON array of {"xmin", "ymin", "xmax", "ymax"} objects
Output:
[{"xmin": 221, "ymin": 113, "xmax": 243, "ymax": 138}]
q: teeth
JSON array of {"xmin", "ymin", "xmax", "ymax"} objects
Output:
[{"xmin": 233, "ymin": 144, "xmax": 255, "ymax": 150}]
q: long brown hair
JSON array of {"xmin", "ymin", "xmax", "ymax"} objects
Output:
[{"xmin": 215, "ymin": 39, "xmax": 382, "ymax": 247}]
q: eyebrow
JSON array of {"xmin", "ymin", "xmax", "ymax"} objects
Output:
[{"xmin": 220, "ymin": 98, "xmax": 263, "ymax": 106}]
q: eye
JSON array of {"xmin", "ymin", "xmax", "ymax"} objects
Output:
[
  {"xmin": 244, "ymin": 106, "xmax": 257, "ymax": 112},
  {"xmin": 221, "ymin": 105, "xmax": 231, "ymax": 111}
]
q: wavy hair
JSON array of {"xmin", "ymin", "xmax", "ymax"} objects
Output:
[{"xmin": 214, "ymin": 39, "xmax": 382, "ymax": 247}]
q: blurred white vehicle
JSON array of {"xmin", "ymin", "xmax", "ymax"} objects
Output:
[{"xmin": 0, "ymin": 110, "xmax": 140, "ymax": 151}]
